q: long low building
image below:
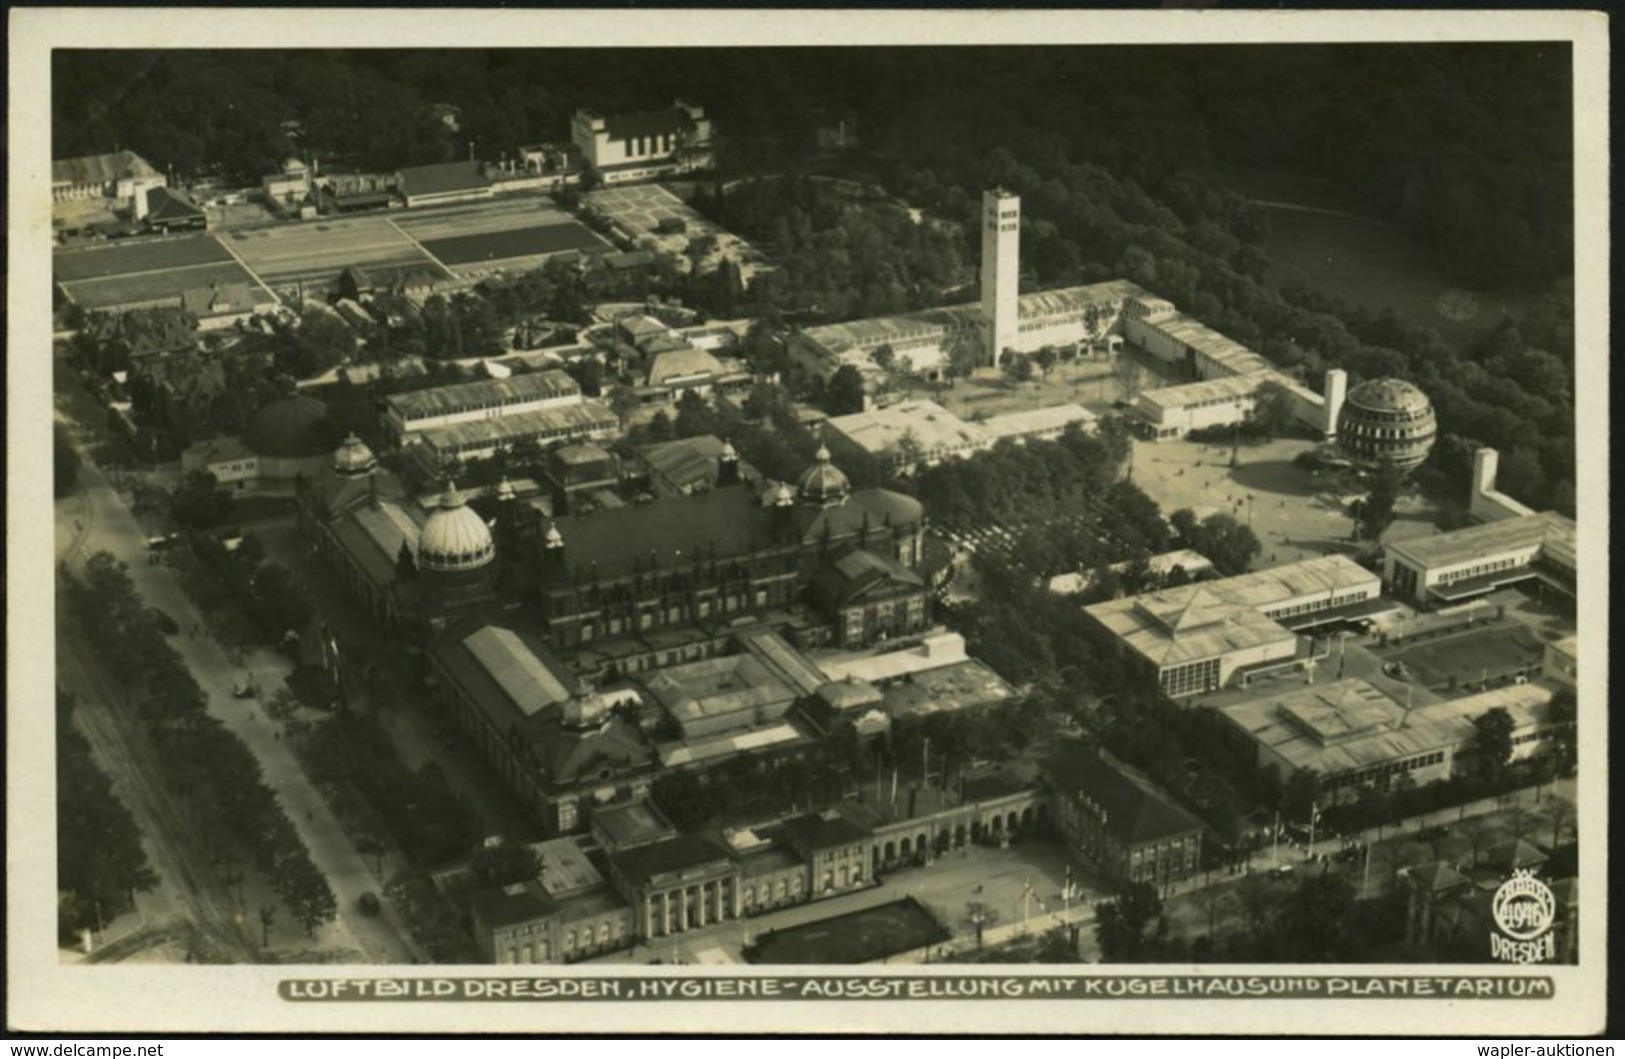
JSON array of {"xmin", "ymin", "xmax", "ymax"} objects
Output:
[
  {"xmin": 384, "ymin": 370, "xmax": 584, "ymax": 440},
  {"xmin": 1084, "ymin": 555, "xmax": 1382, "ymax": 699},
  {"xmin": 412, "ymin": 400, "xmax": 620, "ymax": 463},
  {"xmin": 825, "ymin": 398, "xmax": 1096, "ymax": 474},
  {"xmin": 1216, "ymin": 679, "xmax": 1560, "ymax": 797},
  {"xmin": 1382, "ymin": 510, "xmax": 1576, "ymax": 606}
]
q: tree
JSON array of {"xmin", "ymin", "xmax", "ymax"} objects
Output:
[
  {"xmin": 1544, "ymin": 686, "xmax": 1577, "ymax": 775},
  {"xmin": 944, "ymin": 333, "xmax": 982, "ymax": 384},
  {"xmin": 170, "ymin": 471, "xmax": 234, "ymax": 529},
  {"xmin": 1171, "ymin": 510, "xmax": 1260, "ymax": 577},
  {"xmin": 871, "ymin": 344, "xmax": 897, "ymax": 373},
  {"xmin": 469, "ymin": 842, "xmax": 542, "ymax": 889},
  {"xmin": 1112, "ymin": 356, "xmax": 1144, "ymax": 402},
  {"xmin": 54, "ymin": 429, "xmax": 81, "ymax": 498},
  {"xmin": 1003, "ymin": 354, "xmax": 1036, "ymax": 385},
  {"xmin": 1033, "ymin": 346, "xmax": 1059, "ymax": 380},
  {"xmin": 1247, "ymin": 379, "xmax": 1299, "ymax": 439},
  {"xmin": 1465, "ymin": 707, "xmax": 1516, "ymax": 780},
  {"xmin": 893, "ymin": 428, "xmax": 925, "ymax": 474},
  {"xmin": 607, "ymin": 386, "xmax": 642, "ymax": 426},
  {"xmin": 1093, "ymin": 881, "xmax": 1163, "ymax": 961},
  {"xmin": 827, "ymin": 364, "xmax": 868, "ymax": 414},
  {"xmin": 1354, "ymin": 465, "xmax": 1404, "ymax": 543}
]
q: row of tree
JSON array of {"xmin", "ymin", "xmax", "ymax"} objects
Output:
[
  {"xmin": 56, "ymin": 688, "xmax": 158, "ymax": 941},
  {"xmin": 60, "ymin": 553, "xmax": 337, "ymax": 936}
]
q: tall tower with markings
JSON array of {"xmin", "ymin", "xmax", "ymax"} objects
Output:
[{"xmin": 980, "ymin": 188, "xmax": 1021, "ymax": 367}]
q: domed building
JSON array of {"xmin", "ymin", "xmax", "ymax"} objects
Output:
[
  {"xmin": 797, "ymin": 442, "xmax": 852, "ymax": 508},
  {"xmin": 1336, "ymin": 377, "xmax": 1437, "ymax": 473},
  {"xmin": 244, "ymin": 386, "xmax": 335, "ymax": 481},
  {"xmin": 533, "ymin": 443, "xmax": 933, "ymax": 656},
  {"xmin": 418, "ymin": 483, "xmax": 497, "ymax": 574}
]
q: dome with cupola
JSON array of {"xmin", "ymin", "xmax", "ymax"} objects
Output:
[
  {"xmin": 797, "ymin": 442, "xmax": 851, "ymax": 508},
  {"xmin": 331, "ymin": 433, "xmax": 377, "ymax": 476},
  {"xmin": 417, "ymin": 482, "xmax": 495, "ymax": 572}
]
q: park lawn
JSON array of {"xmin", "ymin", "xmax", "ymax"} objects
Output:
[
  {"xmin": 744, "ymin": 898, "xmax": 948, "ymax": 965},
  {"xmin": 420, "ymin": 222, "xmax": 605, "ymax": 267},
  {"xmin": 61, "ymin": 261, "xmax": 261, "ymax": 309},
  {"xmin": 53, "ymin": 235, "xmax": 234, "ymax": 281},
  {"xmin": 1392, "ymin": 624, "xmax": 1545, "ymax": 687}
]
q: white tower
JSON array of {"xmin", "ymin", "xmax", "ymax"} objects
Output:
[
  {"xmin": 980, "ymin": 189, "xmax": 1021, "ymax": 367},
  {"xmin": 1321, "ymin": 368, "xmax": 1348, "ymax": 440}
]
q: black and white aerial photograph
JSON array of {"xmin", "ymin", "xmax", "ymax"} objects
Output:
[{"xmin": 8, "ymin": 7, "xmax": 1608, "ymax": 1039}]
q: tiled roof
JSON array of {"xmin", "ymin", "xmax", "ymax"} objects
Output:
[
  {"xmin": 52, "ymin": 150, "xmax": 161, "ymax": 188},
  {"xmin": 781, "ymin": 808, "xmax": 872, "ymax": 851},
  {"xmin": 146, "ymin": 186, "xmax": 207, "ymax": 223},
  {"xmin": 603, "ymin": 106, "xmax": 698, "ymax": 142},
  {"xmin": 608, "ymin": 833, "xmax": 733, "ymax": 889},
  {"xmin": 386, "ymin": 370, "xmax": 580, "ymax": 422},
  {"xmin": 1045, "ymin": 741, "xmax": 1204, "ymax": 846}
]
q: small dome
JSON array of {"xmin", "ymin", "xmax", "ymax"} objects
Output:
[
  {"xmin": 797, "ymin": 442, "xmax": 851, "ymax": 508},
  {"xmin": 495, "ymin": 476, "xmax": 516, "ymax": 502},
  {"xmin": 331, "ymin": 433, "xmax": 377, "ymax": 476},
  {"xmin": 720, "ymin": 438, "xmax": 739, "ymax": 461},
  {"xmin": 245, "ymin": 393, "xmax": 333, "ymax": 459},
  {"xmin": 773, "ymin": 482, "xmax": 796, "ymax": 508},
  {"xmin": 1337, "ymin": 377, "xmax": 1437, "ymax": 473},
  {"xmin": 544, "ymin": 520, "xmax": 565, "ymax": 549},
  {"xmin": 417, "ymin": 482, "xmax": 495, "ymax": 572}
]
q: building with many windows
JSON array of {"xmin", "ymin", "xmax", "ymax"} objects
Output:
[
  {"xmin": 1215, "ymin": 679, "xmax": 1560, "ymax": 800},
  {"xmin": 1044, "ymin": 741, "xmax": 1204, "ymax": 887},
  {"xmin": 1083, "ymin": 555, "xmax": 1383, "ymax": 699},
  {"xmin": 1382, "ymin": 510, "xmax": 1576, "ymax": 607},
  {"xmin": 383, "ymin": 370, "xmax": 585, "ymax": 441},
  {"xmin": 529, "ymin": 445, "xmax": 927, "ymax": 652},
  {"xmin": 571, "ymin": 101, "xmax": 713, "ymax": 185}
]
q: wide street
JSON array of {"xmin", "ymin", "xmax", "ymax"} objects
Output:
[{"xmin": 53, "ymin": 389, "xmax": 421, "ymax": 964}]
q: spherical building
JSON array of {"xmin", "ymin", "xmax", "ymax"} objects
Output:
[
  {"xmin": 1335, "ymin": 377, "xmax": 1437, "ymax": 473},
  {"xmin": 244, "ymin": 390, "xmax": 334, "ymax": 481},
  {"xmin": 417, "ymin": 483, "xmax": 496, "ymax": 574}
]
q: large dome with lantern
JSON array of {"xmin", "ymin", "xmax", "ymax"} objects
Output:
[
  {"xmin": 417, "ymin": 483, "xmax": 495, "ymax": 572},
  {"xmin": 1336, "ymin": 377, "xmax": 1437, "ymax": 473}
]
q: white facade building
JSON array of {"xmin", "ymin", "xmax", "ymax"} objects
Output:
[{"xmin": 980, "ymin": 189, "xmax": 1021, "ymax": 366}]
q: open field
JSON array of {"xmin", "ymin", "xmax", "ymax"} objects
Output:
[
  {"xmin": 744, "ymin": 898, "xmax": 947, "ymax": 964},
  {"xmin": 420, "ymin": 223, "xmax": 606, "ymax": 268},
  {"xmin": 224, "ymin": 217, "xmax": 442, "ymax": 286},
  {"xmin": 60, "ymin": 261, "xmax": 266, "ymax": 310},
  {"xmin": 392, "ymin": 199, "xmax": 580, "ymax": 240},
  {"xmin": 1391, "ymin": 624, "xmax": 1546, "ymax": 687},
  {"xmin": 53, "ymin": 236, "xmax": 233, "ymax": 281}
]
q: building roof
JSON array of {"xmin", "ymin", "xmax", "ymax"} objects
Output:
[
  {"xmin": 639, "ymin": 434, "xmax": 734, "ymax": 492},
  {"xmin": 738, "ymin": 845, "xmax": 802, "ymax": 877},
  {"xmin": 591, "ymin": 802, "xmax": 676, "ymax": 852},
  {"xmin": 397, "ymin": 160, "xmax": 492, "ymax": 198},
  {"xmin": 244, "ymin": 393, "xmax": 333, "ymax": 458},
  {"xmin": 812, "ymin": 547, "xmax": 924, "ymax": 607},
  {"xmin": 1385, "ymin": 511, "xmax": 1576, "ymax": 572},
  {"xmin": 981, "ymin": 403, "xmax": 1097, "ymax": 441},
  {"xmin": 654, "ymin": 722, "xmax": 806, "ymax": 768},
  {"xmin": 1134, "ymin": 310, "xmax": 1274, "ymax": 377},
  {"xmin": 415, "ymin": 401, "xmax": 616, "ymax": 457},
  {"xmin": 781, "ymin": 808, "xmax": 872, "ymax": 851},
  {"xmin": 331, "ymin": 499, "xmax": 423, "ymax": 590},
  {"xmin": 183, "ymin": 435, "xmax": 257, "ymax": 466},
  {"xmin": 643, "ymin": 653, "xmax": 798, "ymax": 730},
  {"xmin": 645, "ymin": 346, "xmax": 725, "ymax": 388},
  {"xmin": 827, "ymin": 400, "xmax": 987, "ymax": 459},
  {"xmin": 386, "ymin": 370, "xmax": 579, "ymax": 423},
  {"xmin": 52, "ymin": 150, "xmax": 161, "ymax": 188},
  {"xmin": 1045, "ymin": 742, "xmax": 1204, "ymax": 846},
  {"xmin": 468, "ymin": 880, "xmax": 558, "ymax": 930},
  {"xmin": 1086, "ymin": 589, "xmax": 1297, "ymax": 669},
  {"xmin": 180, "ymin": 282, "xmax": 257, "ymax": 317},
  {"xmin": 533, "ymin": 836, "xmax": 608, "ymax": 898},
  {"xmin": 739, "ymin": 629, "xmax": 830, "ymax": 697},
  {"xmin": 547, "ymin": 483, "xmax": 774, "ymax": 583},
  {"xmin": 1345, "ymin": 377, "xmax": 1434, "ymax": 417},
  {"xmin": 601, "ymin": 106, "xmax": 699, "ymax": 142},
  {"xmin": 432, "ymin": 622, "xmax": 653, "ymax": 790},
  {"xmin": 1137, "ymin": 372, "xmax": 1268, "ymax": 414},
  {"xmin": 1218, "ymin": 679, "xmax": 1553, "ymax": 780},
  {"xmin": 146, "ymin": 186, "xmax": 206, "ymax": 223},
  {"xmin": 608, "ymin": 833, "xmax": 734, "ymax": 890}
]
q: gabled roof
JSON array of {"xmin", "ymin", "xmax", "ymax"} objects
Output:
[
  {"xmin": 1045, "ymin": 741, "xmax": 1204, "ymax": 847},
  {"xmin": 645, "ymin": 346, "xmax": 724, "ymax": 388},
  {"xmin": 1409, "ymin": 861, "xmax": 1471, "ymax": 895},
  {"xmin": 146, "ymin": 186, "xmax": 206, "ymax": 224},
  {"xmin": 468, "ymin": 880, "xmax": 558, "ymax": 930},
  {"xmin": 53, "ymin": 150, "xmax": 161, "ymax": 188},
  {"xmin": 603, "ymin": 106, "xmax": 698, "ymax": 142},
  {"xmin": 812, "ymin": 548, "xmax": 924, "ymax": 607}
]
